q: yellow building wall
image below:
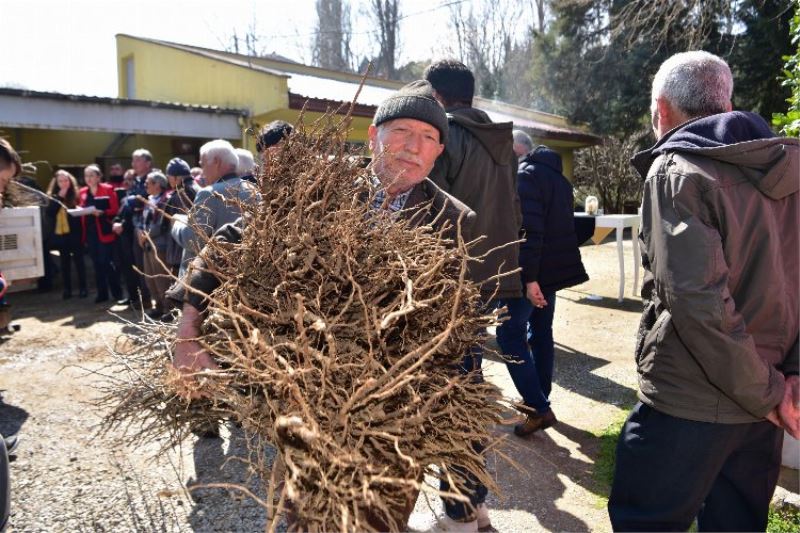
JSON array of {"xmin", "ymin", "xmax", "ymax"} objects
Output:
[
  {"xmin": 6, "ymin": 128, "xmax": 234, "ymax": 189},
  {"xmin": 117, "ymin": 35, "xmax": 288, "ymax": 116}
]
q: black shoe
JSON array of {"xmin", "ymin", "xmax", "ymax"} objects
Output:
[
  {"xmin": 62, "ymin": 291, "xmax": 72, "ymax": 300},
  {"xmin": 145, "ymin": 308, "xmax": 164, "ymax": 319},
  {"xmin": 514, "ymin": 409, "xmax": 557, "ymax": 437},
  {"xmin": 116, "ymin": 298, "xmax": 130, "ymax": 306},
  {"xmin": 95, "ymin": 295, "xmax": 109, "ymax": 304},
  {"xmin": 192, "ymin": 422, "xmax": 221, "ymax": 439},
  {"xmin": 129, "ymin": 300, "xmax": 152, "ymax": 311},
  {"xmin": 4, "ymin": 434, "xmax": 19, "ymax": 455},
  {"xmin": 79, "ymin": 289, "xmax": 89, "ymax": 299},
  {"xmin": 159, "ymin": 313, "xmax": 175, "ymax": 323}
]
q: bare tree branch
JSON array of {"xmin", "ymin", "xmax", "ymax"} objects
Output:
[{"xmin": 313, "ymin": 0, "xmax": 355, "ymax": 71}]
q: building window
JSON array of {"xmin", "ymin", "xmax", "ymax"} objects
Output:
[{"xmin": 125, "ymin": 56, "xmax": 135, "ymax": 99}]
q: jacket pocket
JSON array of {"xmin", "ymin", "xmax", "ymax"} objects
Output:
[
  {"xmin": 636, "ymin": 305, "xmax": 670, "ymax": 372},
  {"xmin": 635, "ymin": 300, "xmax": 657, "ymax": 365}
]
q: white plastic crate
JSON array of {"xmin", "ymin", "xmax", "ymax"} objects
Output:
[{"xmin": 0, "ymin": 206, "xmax": 44, "ymax": 282}]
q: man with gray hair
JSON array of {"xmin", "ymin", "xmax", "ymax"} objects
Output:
[
  {"xmin": 113, "ymin": 148, "xmax": 154, "ymax": 309},
  {"xmin": 139, "ymin": 170, "xmax": 172, "ymax": 319},
  {"xmin": 609, "ymin": 51, "xmax": 799, "ymax": 531},
  {"xmin": 512, "ymin": 129, "xmax": 535, "ymax": 159},
  {"xmin": 171, "ymin": 140, "xmax": 257, "ymax": 274},
  {"xmin": 235, "ymin": 147, "xmax": 256, "ymax": 183}
]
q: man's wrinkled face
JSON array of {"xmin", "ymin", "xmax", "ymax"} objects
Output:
[
  {"xmin": 199, "ymin": 152, "xmax": 223, "ymax": 183},
  {"xmin": 368, "ymin": 118, "xmax": 444, "ymax": 196},
  {"xmin": 131, "ymin": 155, "xmax": 151, "ymax": 176}
]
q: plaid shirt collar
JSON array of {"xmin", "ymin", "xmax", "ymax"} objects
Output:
[{"xmin": 370, "ymin": 176, "xmax": 412, "ymax": 213}]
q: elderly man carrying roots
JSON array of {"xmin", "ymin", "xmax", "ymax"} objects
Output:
[{"xmin": 164, "ymin": 81, "xmax": 499, "ymax": 531}]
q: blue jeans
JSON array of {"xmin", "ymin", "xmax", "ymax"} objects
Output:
[
  {"xmin": 440, "ymin": 440, "xmax": 488, "ymax": 521},
  {"xmin": 495, "ymin": 293, "xmax": 556, "ymax": 413}
]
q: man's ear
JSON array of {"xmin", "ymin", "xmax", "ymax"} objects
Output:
[
  {"xmin": 655, "ymin": 96, "xmax": 682, "ymax": 137},
  {"xmin": 436, "ymin": 143, "xmax": 445, "ymax": 158},
  {"xmin": 367, "ymin": 124, "xmax": 378, "ymax": 152}
]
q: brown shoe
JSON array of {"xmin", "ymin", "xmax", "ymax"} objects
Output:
[{"xmin": 514, "ymin": 409, "xmax": 557, "ymax": 437}]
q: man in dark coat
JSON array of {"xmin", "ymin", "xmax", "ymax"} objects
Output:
[
  {"xmin": 424, "ymin": 60, "xmax": 522, "ymax": 307},
  {"xmin": 608, "ymin": 51, "xmax": 799, "ymax": 532},
  {"xmin": 423, "ymin": 58, "xmax": 523, "ymax": 532},
  {"xmin": 499, "ymin": 130, "xmax": 588, "ymax": 437},
  {"xmin": 112, "ymin": 148, "xmax": 153, "ymax": 309},
  {"xmin": 164, "ymin": 157, "xmax": 200, "ymax": 275}
]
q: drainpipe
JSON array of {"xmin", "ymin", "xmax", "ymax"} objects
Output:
[{"xmin": 238, "ymin": 114, "xmax": 249, "ymax": 150}]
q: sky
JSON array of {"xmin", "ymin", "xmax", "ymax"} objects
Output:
[{"xmin": 1, "ymin": 0, "xmax": 457, "ymax": 98}]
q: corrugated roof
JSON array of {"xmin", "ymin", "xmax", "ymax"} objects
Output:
[
  {"xmin": 286, "ymin": 72, "xmax": 395, "ymax": 108},
  {"xmin": 480, "ymin": 107, "xmax": 601, "ymax": 145},
  {"xmin": 0, "ymin": 87, "xmax": 247, "ymax": 115},
  {"xmin": 0, "ymin": 88, "xmax": 244, "ymax": 138}
]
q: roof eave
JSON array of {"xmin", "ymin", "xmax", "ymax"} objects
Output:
[{"xmin": 288, "ymin": 93, "xmax": 376, "ymax": 119}]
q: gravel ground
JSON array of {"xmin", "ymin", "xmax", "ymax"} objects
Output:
[{"xmin": 0, "ymin": 238, "xmax": 796, "ymax": 532}]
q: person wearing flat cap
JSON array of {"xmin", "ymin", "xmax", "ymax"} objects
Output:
[{"xmin": 163, "ymin": 80, "xmax": 478, "ymax": 530}]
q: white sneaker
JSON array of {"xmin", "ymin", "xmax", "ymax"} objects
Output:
[
  {"xmin": 476, "ymin": 503, "xmax": 494, "ymax": 531},
  {"xmin": 435, "ymin": 514, "xmax": 478, "ymax": 532}
]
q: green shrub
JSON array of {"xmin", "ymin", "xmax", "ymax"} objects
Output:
[{"xmin": 773, "ymin": 4, "xmax": 800, "ymax": 137}]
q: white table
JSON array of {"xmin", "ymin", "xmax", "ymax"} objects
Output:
[{"xmin": 575, "ymin": 213, "xmax": 640, "ymax": 302}]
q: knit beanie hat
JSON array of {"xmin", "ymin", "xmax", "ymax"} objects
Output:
[
  {"xmin": 166, "ymin": 157, "xmax": 191, "ymax": 177},
  {"xmin": 373, "ymin": 80, "xmax": 448, "ymax": 144}
]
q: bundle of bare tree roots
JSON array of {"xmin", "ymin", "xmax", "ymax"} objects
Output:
[{"xmin": 97, "ymin": 110, "xmax": 508, "ymax": 532}]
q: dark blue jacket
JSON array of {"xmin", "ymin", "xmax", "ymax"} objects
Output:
[{"xmin": 517, "ymin": 146, "xmax": 588, "ymax": 293}]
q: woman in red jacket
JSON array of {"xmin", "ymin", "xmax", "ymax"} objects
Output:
[{"xmin": 79, "ymin": 165, "xmax": 123, "ymax": 304}]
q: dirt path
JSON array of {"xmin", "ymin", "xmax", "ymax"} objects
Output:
[{"xmin": 0, "ymin": 240, "xmax": 650, "ymax": 532}]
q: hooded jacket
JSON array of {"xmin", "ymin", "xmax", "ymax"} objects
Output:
[
  {"xmin": 517, "ymin": 146, "xmax": 588, "ymax": 293},
  {"xmin": 632, "ymin": 111, "xmax": 799, "ymax": 424},
  {"xmin": 428, "ymin": 106, "xmax": 522, "ymax": 301}
]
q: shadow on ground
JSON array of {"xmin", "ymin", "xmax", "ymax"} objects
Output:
[
  {"xmin": 6, "ymin": 287, "xmax": 138, "ymax": 329},
  {"xmin": 0, "ymin": 391, "xmax": 28, "ymax": 438},
  {"xmin": 553, "ymin": 342, "xmax": 637, "ymax": 407},
  {"xmin": 560, "ymin": 288, "xmax": 643, "ymax": 313},
  {"xmin": 484, "ymin": 339, "xmax": 637, "ymax": 409},
  {"xmin": 478, "ymin": 405, "xmax": 612, "ymax": 532},
  {"xmin": 186, "ymin": 425, "xmax": 274, "ymax": 532}
]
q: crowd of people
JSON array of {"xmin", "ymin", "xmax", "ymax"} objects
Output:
[
  {"xmin": 0, "ymin": 51, "xmax": 798, "ymax": 533},
  {"xmin": 34, "ymin": 121, "xmax": 292, "ymax": 321}
]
